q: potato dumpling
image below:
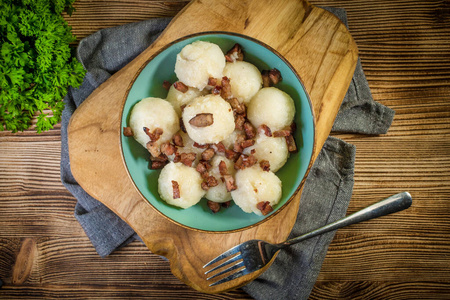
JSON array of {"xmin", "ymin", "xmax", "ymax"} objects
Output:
[
  {"xmin": 174, "ymin": 41, "xmax": 225, "ymax": 90},
  {"xmin": 129, "ymin": 97, "xmax": 179, "ymax": 148},
  {"xmin": 205, "ymin": 156, "xmax": 236, "ymax": 203},
  {"xmin": 247, "ymin": 87, "xmax": 295, "ymax": 132},
  {"xmin": 158, "ymin": 162, "xmax": 205, "ymax": 209},
  {"xmin": 166, "ymin": 85, "xmax": 205, "ymax": 116},
  {"xmin": 231, "ymin": 165, "xmax": 282, "ymax": 215},
  {"xmin": 244, "ymin": 133, "xmax": 289, "ymax": 172},
  {"xmin": 182, "ymin": 94, "xmax": 234, "ymax": 144},
  {"xmin": 223, "ymin": 61, "xmax": 263, "ymax": 104}
]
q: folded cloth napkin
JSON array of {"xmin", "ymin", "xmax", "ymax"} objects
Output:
[{"xmin": 60, "ymin": 7, "xmax": 394, "ymax": 299}]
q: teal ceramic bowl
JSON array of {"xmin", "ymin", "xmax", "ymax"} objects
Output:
[{"xmin": 121, "ymin": 32, "xmax": 315, "ymax": 232}]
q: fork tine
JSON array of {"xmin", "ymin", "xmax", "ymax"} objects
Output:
[
  {"xmin": 206, "ymin": 260, "xmax": 245, "ymax": 281},
  {"xmin": 208, "ymin": 267, "xmax": 251, "ymax": 287},
  {"xmin": 203, "ymin": 244, "xmax": 241, "ymax": 268},
  {"xmin": 204, "ymin": 253, "xmax": 242, "ymax": 275}
]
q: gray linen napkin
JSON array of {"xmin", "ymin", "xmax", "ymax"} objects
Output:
[{"xmin": 60, "ymin": 8, "xmax": 394, "ymax": 299}]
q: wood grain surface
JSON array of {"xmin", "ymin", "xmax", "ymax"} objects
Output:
[{"xmin": 1, "ymin": 0, "xmax": 449, "ymax": 299}]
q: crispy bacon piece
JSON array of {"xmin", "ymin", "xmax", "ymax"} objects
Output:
[
  {"xmin": 256, "ymin": 201, "xmax": 273, "ymax": 216},
  {"xmin": 189, "ymin": 113, "xmax": 214, "ymax": 127},
  {"xmin": 207, "ymin": 200, "xmax": 221, "ymax": 213},
  {"xmin": 201, "ymin": 148, "xmax": 215, "ymax": 161},
  {"xmin": 260, "ymin": 160, "xmax": 270, "ymax": 172},
  {"xmin": 273, "ymin": 129, "xmax": 292, "ymax": 137},
  {"xmin": 225, "ymin": 43, "xmax": 244, "ymax": 62},
  {"xmin": 162, "ymin": 80, "xmax": 172, "ymax": 90},
  {"xmin": 150, "ymin": 160, "xmax": 167, "ymax": 169},
  {"xmin": 196, "ymin": 162, "xmax": 207, "ymax": 174},
  {"xmin": 258, "ymin": 124, "xmax": 272, "ymax": 137},
  {"xmin": 179, "ymin": 152, "xmax": 196, "ymax": 167},
  {"xmin": 233, "ymin": 133, "xmax": 246, "ymax": 153},
  {"xmin": 179, "ymin": 118, "xmax": 187, "ymax": 133},
  {"xmin": 212, "ymin": 142, "xmax": 226, "ymax": 153},
  {"xmin": 201, "ymin": 182, "xmax": 210, "ymax": 191},
  {"xmin": 223, "ymin": 174, "xmax": 237, "ymax": 192},
  {"xmin": 172, "ymin": 180, "xmax": 181, "ymax": 199},
  {"xmin": 261, "ymin": 68, "xmax": 282, "ymax": 87},
  {"xmin": 241, "ymin": 139, "xmax": 255, "ymax": 149},
  {"xmin": 160, "ymin": 141, "xmax": 176, "ymax": 156},
  {"xmin": 225, "ymin": 149, "xmax": 239, "ymax": 161},
  {"xmin": 123, "ymin": 126, "xmax": 133, "ymax": 137},
  {"xmin": 243, "ymin": 122, "xmax": 256, "ymax": 139},
  {"xmin": 286, "ymin": 135, "xmax": 298, "ymax": 153},
  {"xmin": 228, "ymin": 97, "xmax": 246, "ymax": 115},
  {"xmin": 143, "ymin": 127, "xmax": 163, "ymax": 142},
  {"xmin": 208, "ymin": 77, "xmax": 218, "ymax": 87},
  {"xmin": 172, "ymin": 133, "xmax": 184, "ymax": 147},
  {"xmin": 173, "ymin": 81, "xmax": 189, "ymax": 93},
  {"xmin": 218, "ymin": 160, "xmax": 228, "ymax": 176},
  {"xmin": 221, "ymin": 201, "xmax": 231, "ymax": 208},
  {"xmin": 234, "ymin": 153, "xmax": 257, "ymax": 170},
  {"xmin": 220, "ymin": 76, "xmax": 232, "ymax": 99},
  {"xmin": 206, "ymin": 175, "xmax": 219, "ymax": 187},
  {"xmin": 146, "ymin": 141, "xmax": 161, "ymax": 158},
  {"xmin": 235, "ymin": 114, "xmax": 246, "ymax": 130},
  {"xmin": 212, "ymin": 85, "xmax": 221, "ymax": 95},
  {"xmin": 193, "ymin": 142, "xmax": 209, "ymax": 149}
]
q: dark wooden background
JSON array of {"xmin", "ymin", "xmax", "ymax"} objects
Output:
[{"xmin": 1, "ymin": 0, "xmax": 449, "ymax": 298}]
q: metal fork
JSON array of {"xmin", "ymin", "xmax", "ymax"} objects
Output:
[{"xmin": 203, "ymin": 192, "xmax": 412, "ymax": 286}]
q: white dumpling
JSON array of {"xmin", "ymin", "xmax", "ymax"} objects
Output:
[
  {"xmin": 174, "ymin": 41, "xmax": 226, "ymax": 90},
  {"xmin": 158, "ymin": 162, "xmax": 205, "ymax": 209},
  {"xmin": 182, "ymin": 94, "xmax": 235, "ymax": 144},
  {"xmin": 243, "ymin": 133, "xmax": 289, "ymax": 173},
  {"xmin": 231, "ymin": 165, "xmax": 282, "ymax": 215},
  {"xmin": 247, "ymin": 87, "xmax": 295, "ymax": 132},
  {"xmin": 129, "ymin": 97, "xmax": 179, "ymax": 148},
  {"xmin": 205, "ymin": 156, "xmax": 236, "ymax": 203},
  {"xmin": 223, "ymin": 61, "xmax": 262, "ymax": 104}
]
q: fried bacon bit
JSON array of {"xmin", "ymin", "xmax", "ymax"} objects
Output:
[
  {"xmin": 179, "ymin": 118, "xmax": 187, "ymax": 133},
  {"xmin": 208, "ymin": 77, "xmax": 218, "ymax": 87},
  {"xmin": 150, "ymin": 160, "xmax": 167, "ymax": 169},
  {"xmin": 201, "ymin": 148, "xmax": 215, "ymax": 161},
  {"xmin": 201, "ymin": 182, "xmax": 210, "ymax": 191},
  {"xmin": 273, "ymin": 129, "xmax": 292, "ymax": 137},
  {"xmin": 235, "ymin": 114, "xmax": 246, "ymax": 130},
  {"xmin": 212, "ymin": 142, "xmax": 226, "ymax": 153},
  {"xmin": 160, "ymin": 141, "xmax": 177, "ymax": 156},
  {"xmin": 172, "ymin": 133, "xmax": 184, "ymax": 147},
  {"xmin": 260, "ymin": 160, "xmax": 270, "ymax": 172},
  {"xmin": 173, "ymin": 81, "xmax": 189, "ymax": 93},
  {"xmin": 162, "ymin": 80, "xmax": 172, "ymax": 90},
  {"xmin": 221, "ymin": 201, "xmax": 231, "ymax": 208},
  {"xmin": 143, "ymin": 127, "xmax": 163, "ymax": 142},
  {"xmin": 258, "ymin": 124, "xmax": 272, "ymax": 137},
  {"xmin": 225, "ymin": 149, "xmax": 239, "ymax": 161},
  {"xmin": 193, "ymin": 142, "xmax": 209, "ymax": 149},
  {"xmin": 233, "ymin": 133, "xmax": 246, "ymax": 153},
  {"xmin": 146, "ymin": 141, "xmax": 161, "ymax": 157},
  {"xmin": 179, "ymin": 152, "xmax": 196, "ymax": 167},
  {"xmin": 243, "ymin": 122, "xmax": 256, "ymax": 139},
  {"xmin": 228, "ymin": 97, "xmax": 246, "ymax": 115},
  {"xmin": 207, "ymin": 200, "xmax": 221, "ymax": 213},
  {"xmin": 196, "ymin": 161, "xmax": 212, "ymax": 174},
  {"xmin": 225, "ymin": 43, "xmax": 244, "ymax": 62},
  {"xmin": 256, "ymin": 201, "xmax": 273, "ymax": 216},
  {"xmin": 218, "ymin": 161, "xmax": 228, "ymax": 176},
  {"xmin": 223, "ymin": 174, "xmax": 237, "ymax": 192},
  {"xmin": 240, "ymin": 139, "xmax": 255, "ymax": 149},
  {"xmin": 172, "ymin": 180, "xmax": 181, "ymax": 199},
  {"xmin": 123, "ymin": 126, "xmax": 133, "ymax": 137},
  {"xmin": 206, "ymin": 175, "xmax": 219, "ymax": 187},
  {"xmin": 189, "ymin": 113, "xmax": 214, "ymax": 127},
  {"xmin": 234, "ymin": 153, "xmax": 257, "ymax": 170},
  {"xmin": 286, "ymin": 135, "xmax": 298, "ymax": 153},
  {"xmin": 212, "ymin": 85, "xmax": 221, "ymax": 95},
  {"xmin": 220, "ymin": 76, "xmax": 232, "ymax": 99},
  {"xmin": 261, "ymin": 68, "xmax": 283, "ymax": 87}
]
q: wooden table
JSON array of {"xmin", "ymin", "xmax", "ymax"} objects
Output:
[{"xmin": 1, "ymin": 0, "xmax": 449, "ymax": 298}]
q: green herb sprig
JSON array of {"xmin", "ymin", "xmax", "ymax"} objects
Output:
[{"xmin": 0, "ymin": 0, "xmax": 86, "ymax": 133}]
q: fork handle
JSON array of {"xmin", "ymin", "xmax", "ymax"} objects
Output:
[{"xmin": 280, "ymin": 192, "xmax": 412, "ymax": 248}]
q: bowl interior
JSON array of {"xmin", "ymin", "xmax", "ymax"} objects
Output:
[{"xmin": 121, "ymin": 32, "xmax": 315, "ymax": 232}]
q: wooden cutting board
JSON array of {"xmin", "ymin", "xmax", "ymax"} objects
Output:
[{"xmin": 68, "ymin": 0, "xmax": 357, "ymax": 293}]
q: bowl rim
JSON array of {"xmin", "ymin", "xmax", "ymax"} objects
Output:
[{"xmin": 120, "ymin": 31, "xmax": 316, "ymax": 233}]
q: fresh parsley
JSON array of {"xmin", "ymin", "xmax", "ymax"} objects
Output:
[{"xmin": 0, "ymin": 0, "xmax": 86, "ymax": 133}]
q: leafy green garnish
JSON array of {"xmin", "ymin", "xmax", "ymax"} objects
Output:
[{"xmin": 0, "ymin": 0, "xmax": 86, "ymax": 133}]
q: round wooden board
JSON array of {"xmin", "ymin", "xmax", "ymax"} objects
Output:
[{"xmin": 68, "ymin": 0, "xmax": 357, "ymax": 293}]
